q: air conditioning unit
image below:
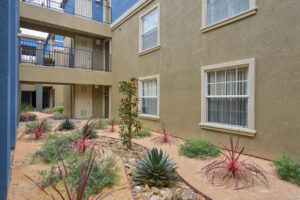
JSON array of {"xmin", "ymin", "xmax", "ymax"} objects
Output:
[{"xmin": 96, "ymin": 39, "xmax": 101, "ymax": 45}]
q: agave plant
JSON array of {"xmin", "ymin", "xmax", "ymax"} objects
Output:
[
  {"xmin": 133, "ymin": 148, "xmax": 178, "ymax": 187},
  {"xmin": 79, "ymin": 121, "xmax": 97, "ymax": 139},
  {"xmin": 202, "ymin": 135, "xmax": 269, "ymax": 189},
  {"xmin": 25, "ymin": 149, "xmax": 126, "ymax": 200},
  {"xmin": 58, "ymin": 119, "xmax": 76, "ymax": 131},
  {"xmin": 71, "ymin": 128, "xmax": 93, "ymax": 154}
]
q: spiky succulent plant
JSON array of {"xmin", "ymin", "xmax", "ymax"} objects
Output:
[
  {"xmin": 79, "ymin": 121, "xmax": 97, "ymax": 139},
  {"xmin": 58, "ymin": 119, "xmax": 76, "ymax": 130},
  {"xmin": 133, "ymin": 148, "xmax": 178, "ymax": 187}
]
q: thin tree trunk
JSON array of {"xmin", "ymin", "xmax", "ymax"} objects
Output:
[{"xmin": 129, "ymin": 95, "xmax": 132, "ymax": 149}]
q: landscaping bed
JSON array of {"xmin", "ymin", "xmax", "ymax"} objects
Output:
[{"xmin": 97, "ymin": 136, "xmax": 205, "ymax": 200}]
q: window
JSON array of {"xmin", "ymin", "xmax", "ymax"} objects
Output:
[
  {"xmin": 201, "ymin": 0, "xmax": 257, "ymax": 32},
  {"xmin": 200, "ymin": 58, "xmax": 255, "ymax": 136},
  {"xmin": 206, "ymin": 68, "xmax": 248, "ymax": 127},
  {"xmin": 139, "ymin": 75, "xmax": 160, "ymax": 118},
  {"xmin": 139, "ymin": 4, "xmax": 160, "ymax": 53}
]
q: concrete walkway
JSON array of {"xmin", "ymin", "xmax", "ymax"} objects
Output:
[{"xmin": 97, "ymin": 130, "xmax": 300, "ymax": 200}]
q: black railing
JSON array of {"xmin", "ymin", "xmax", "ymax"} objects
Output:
[{"xmin": 20, "ymin": 39, "xmax": 111, "ymax": 72}]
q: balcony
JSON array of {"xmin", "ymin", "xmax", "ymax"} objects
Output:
[
  {"xmin": 21, "ymin": 0, "xmax": 111, "ymax": 24},
  {"xmin": 20, "ymin": 38, "xmax": 111, "ymax": 72},
  {"xmin": 20, "ymin": 0, "xmax": 112, "ymax": 38}
]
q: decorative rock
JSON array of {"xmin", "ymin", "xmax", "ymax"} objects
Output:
[
  {"xmin": 160, "ymin": 190, "xmax": 167, "ymax": 197},
  {"xmin": 151, "ymin": 186, "xmax": 160, "ymax": 195},
  {"xmin": 144, "ymin": 192, "xmax": 153, "ymax": 199},
  {"xmin": 145, "ymin": 184, "xmax": 150, "ymax": 191},
  {"xmin": 150, "ymin": 195, "xmax": 160, "ymax": 200},
  {"xmin": 133, "ymin": 185, "xmax": 142, "ymax": 192}
]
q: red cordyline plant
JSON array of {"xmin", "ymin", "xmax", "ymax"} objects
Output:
[
  {"xmin": 31, "ymin": 119, "xmax": 47, "ymax": 139},
  {"xmin": 71, "ymin": 128, "xmax": 93, "ymax": 154},
  {"xmin": 24, "ymin": 149, "xmax": 127, "ymax": 200},
  {"xmin": 151, "ymin": 122, "xmax": 177, "ymax": 144},
  {"xmin": 111, "ymin": 119, "xmax": 115, "ymax": 132},
  {"xmin": 202, "ymin": 135, "xmax": 269, "ymax": 189}
]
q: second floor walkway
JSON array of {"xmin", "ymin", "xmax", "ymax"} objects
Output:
[{"xmin": 20, "ymin": 38, "xmax": 111, "ymax": 72}]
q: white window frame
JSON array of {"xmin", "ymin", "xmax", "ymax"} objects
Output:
[
  {"xmin": 138, "ymin": 75, "xmax": 160, "ymax": 119},
  {"xmin": 201, "ymin": 0, "xmax": 257, "ymax": 32},
  {"xmin": 200, "ymin": 58, "xmax": 256, "ymax": 137},
  {"xmin": 139, "ymin": 3, "xmax": 161, "ymax": 56}
]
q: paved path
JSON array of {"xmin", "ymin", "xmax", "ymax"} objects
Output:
[{"xmin": 97, "ymin": 130, "xmax": 300, "ymax": 200}]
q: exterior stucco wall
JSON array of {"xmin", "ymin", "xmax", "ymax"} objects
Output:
[{"xmin": 110, "ymin": 0, "xmax": 300, "ymax": 160}]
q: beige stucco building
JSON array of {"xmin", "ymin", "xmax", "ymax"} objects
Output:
[{"xmin": 19, "ymin": 0, "xmax": 300, "ymax": 160}]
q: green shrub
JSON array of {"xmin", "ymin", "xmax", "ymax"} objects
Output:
[
  {"xmin": 31, "ymin": 133, "xmax": 79, "ymax": 163},
  {"xmin": 91, "ymin": 119, "xmax": 110, "ymax": 130},
  {"xmin": 79, "ymin": 122, "xmax": 97, "ymax": 139},
  {"xmin": 21, "ymin": 104, "xmax": 34, "ymax": 111},
  {"xmin": 180, "ymin": 139, "xmax": 219, "ymax": 159},
  {"xmin": 39, "ymin": 155, "xmax": 118, "ymax": 198},
  {"xmin": 43, "ymin": 108, "xmax": 53, "ymax": 114},
  {"xmin": 133, "ymin": 148, "xmax": 178, "ymax": 187},
  {"xmin": 58, "ymin": 119, "xmax": 75, "ymax": 130},
  {"xmin": 25, "ymin": 120, "xmax": 52, "ymax": 134},
  {"xmin": 53, "ymin": 111, "xmax": 65, "ymax": 119},
  {"xmin": 53, "ymin": 106, "xmax": 64, "ymax": 114},
  {"xmin": 132, "ymin": 127, "xmax": 152, "ymax": 138},
  {"xmin": 273, "ymin": 151, "xmax": 300, "ymax": 186}
]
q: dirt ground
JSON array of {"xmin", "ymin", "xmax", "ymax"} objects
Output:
[{"xmin": 8, "ymin": 124, "xmax": 132, "ymax": 200}]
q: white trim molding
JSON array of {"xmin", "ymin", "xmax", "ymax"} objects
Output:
[
  {"xmin": 138, "ymin": 74, "xmax": 160, "ymax": 119},
  {"xmin": 139, "ymin": 3, "xmax": 160, "ymax": 55},
  {"xmin": 111, "ymin": 0, "xmax": 154, "ymax": 31},
  {"xmin": 200, "ymin": 58, "xmax": 256, "ymax": 137},
  {"xmin": 201, "ymin": 0, "xmax": 257, "ymax": 33}
]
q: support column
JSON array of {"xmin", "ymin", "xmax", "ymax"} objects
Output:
[
  {"xmin": 0, "ymin": 0, "xmax": 18, "ymax": 198},
  {"xmin": 10, "ymin": 0, "xmax": 19, "ymax": 149},
  {"xmin": 36, "ymin": 42, "xmax": 44, "ymax": 65},
  {"xmin": 36, "ymin": 84, "xmax": 43, "ymax": 111}
]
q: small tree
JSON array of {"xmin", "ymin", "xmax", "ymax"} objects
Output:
[{"xmin": 118, "ymin": 77, "xmax": 142, "ymax": 149}]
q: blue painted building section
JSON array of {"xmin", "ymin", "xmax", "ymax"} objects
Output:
[
  {"xmin": 10, "ymin": 0, "xmax": 19, "ymax": 149},
  {"xmin": 54, "ymin": 35, "xmax": 64, "ymax": 47},
  {"xmin": 63, "ymin": 0, "xmax": 75, "ymax": 15},
  {"xmin": 0, "ymin": 0, "xmax": 18, "ymax": 198},
  {"xmin": 111, "ymin": 0, "xmax": 139, "ymax": 22},
  {"xmin": 93, "ymin": 0, "xmax": 103, "ymax": 22}
]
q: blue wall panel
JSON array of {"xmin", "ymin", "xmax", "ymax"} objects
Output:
[
  {"xmin": 10, "ymin": 0, "xmax": 19, "ymax": 149},
  {"xmin": 93, "ymin": 0, "xmax": 103, "ymax": 22},
  {"xmin": 0, "ymin": 0, "xmax": 18, "ymax": 198},
  {"xmin": 111, "ymin": 0, "xmax": 139, "ymax": 22},
  {"xmin": 63, "ymin": 0, "xmax": 75, "ymax": 15}
]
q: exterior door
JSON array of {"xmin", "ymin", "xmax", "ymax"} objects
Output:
[
  {"xmin": 104, "ymin": 86, "xmax": 109, "ymax": 118},
  {"xmin": 75, "ymin": 85, "xmax": 92, "ymax": 118},
  {"xmin": 75, "ymin": 0, "xmax": 92, "ymax": 18},
  {"xmin": 104, "ymin": 41, "xmax": 110, "ymax": 71},
  {"xmin": 75, "ymin": 36, "xmax": 93, "ymax": 69}
]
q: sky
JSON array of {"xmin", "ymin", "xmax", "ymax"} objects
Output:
[{"xmin": 20, "ymin": 28, "xmax": 49, "ymax": 38}]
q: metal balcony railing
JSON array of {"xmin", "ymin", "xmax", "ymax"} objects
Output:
[
  {"xmin": 21, "ymin": 0, "xmax": 111, "ymax": 24},
  {"xmin": 20, "ymin": 39, "xmax": 111, "ymax": 72}
]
